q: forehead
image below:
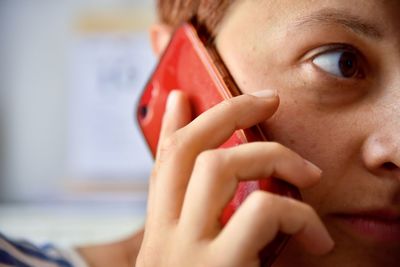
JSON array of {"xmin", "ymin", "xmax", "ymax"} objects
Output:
[
  {"xmin": 215, "ymin": 0, "xmax": 400, "ymax": 55},
  {"xmin": 251, "ymin": 0, "xmax": 398, "ymax": 17},
  {"xmin": 221, "ymin": 0, "xmax": 400, "ymax": 36}
]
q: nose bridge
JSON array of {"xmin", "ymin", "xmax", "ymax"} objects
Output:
[
  {"xmin": 385, "ymin": 89, "xmax": 400, "ymax": 127},
  {"xmin": 378, "ymin": 99, "xmax": 400, "ymax": 129},
  {"xmin": 360, "ymin": 32, "xmax": 400, "ymax": 175},
  {"xmin": 374, "ymin": 63, "xmax": 400, "ymax": 128}
]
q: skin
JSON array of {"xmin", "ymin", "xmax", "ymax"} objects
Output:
[
  {"xmin": 81, "ymin": 0, "xmax": 400, "ymax": 266},
  {"xmin": 214, "ymin": 0, "xmax": 400, "ymax": 266},
  {"xmin": 77, "ymin": 230, "xmax": 143, "ymax": 267}
]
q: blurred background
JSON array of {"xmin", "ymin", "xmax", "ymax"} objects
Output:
[{"xmin": 0, "ymin": 0, "xmax": 156, "ymax": 246}]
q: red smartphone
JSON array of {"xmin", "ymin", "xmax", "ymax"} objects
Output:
[{"xmin": 136, "ymin": 21, "xmax": 301, "ymax": 266}]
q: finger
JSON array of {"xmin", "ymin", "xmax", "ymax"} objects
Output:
[
  {"xmin": 179, "ymin": 90, "xmax": 279, "ymax": 152},
  {"xmin": 179, "ymin": 142, "xmax": 321, "ymax": 238},
  {"xmin": 147, "ymin": 90, "xmax": 191, "ymax": 221},
  {"xmin": 154, "ymin": 91, "xmax": 279, "ymax": 221},
  {"xmin": 156, "ymin": 90, "xmax": 192, "ymax": 160},
  {"xmin": 209, "ymin": 192, "xmax": 334, "ymax": 266}
]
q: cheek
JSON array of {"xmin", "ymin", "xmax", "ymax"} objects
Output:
[
  {"xmin": 261, "ymin": 97, "xmax": 333, "ymax": 169},
  {"xmin": 217, "ymin": 31, "xmax": 369, "ymax": 212},
  {"xmin": 222, "ymin": 41, "xmax": 360, "ymax": 187},
  {"xmin": 220, "ymin": 37, "xmax": 363, "ymax": 167},
  {"xmin": 259, "ymin": 91, "xmax": 365, "ymax": 211}
]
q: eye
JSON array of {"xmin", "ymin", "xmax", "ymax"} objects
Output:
[{"xmin": 312, "ymin": 49, "xmax": 363, "ymax": 78}]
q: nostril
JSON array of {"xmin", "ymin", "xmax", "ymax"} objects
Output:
[{"xmin": 382, "ymin": 162, "xmax": 398, "ymax": 170}]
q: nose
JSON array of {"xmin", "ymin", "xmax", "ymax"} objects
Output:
[{"xmin": 362, "ymin": 133, "xmax": 400, "ymax": 180}]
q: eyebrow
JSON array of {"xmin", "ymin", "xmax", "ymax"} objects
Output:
[{"xmin": 292, "ymin": 8, "xmax": 383, "ymax": 40}]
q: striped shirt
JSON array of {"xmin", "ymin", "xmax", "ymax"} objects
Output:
[{"xmin": 0, "ymin": 233, "xmax": 88, "ymax": 267}]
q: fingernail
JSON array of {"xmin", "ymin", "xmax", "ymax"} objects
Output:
[
  {"xmin": 304, "ymin": 160, "xmax": 322, "ymax": 177},
  {"xmin": 166, "ymin": 90, "xmax": 179, "ymax": 112},
  {"xmin": 250, "ymin": 89, "xmax": 277, "ymax": 98}
]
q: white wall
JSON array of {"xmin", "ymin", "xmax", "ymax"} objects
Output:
[{"xmin": 0, "ymin": 0, "xmax": 156, "ymax": 201}]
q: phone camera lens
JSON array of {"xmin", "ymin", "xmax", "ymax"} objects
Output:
[{"xmin": 139, "ymin": 105, "xmax": 148, "ymax": 119}]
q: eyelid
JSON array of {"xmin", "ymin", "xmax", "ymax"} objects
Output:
[
  {"xmin": 302, "ymin": 43, "xmax": 360, "ymax": 61},
  {"xmin": 303, "ymin": 43, "xmax": 368, "ymax": 80}
]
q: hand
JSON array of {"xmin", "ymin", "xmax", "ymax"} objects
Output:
[
  {"xmin": 78, "ymin": 229, "xmax": 144, "ymax": 267},
  {"xmin": 136, "ymin": 90, "xmax": 334, "ymax": 267}
]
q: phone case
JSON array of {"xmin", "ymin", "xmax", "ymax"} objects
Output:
[{"xmin": 136, "ymin": 22, "xmax": 301, "ymax": 266}]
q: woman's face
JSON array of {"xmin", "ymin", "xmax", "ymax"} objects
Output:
[{"xmin": 215, "ymin": 0, "xmax": 400, "ymax": 266}]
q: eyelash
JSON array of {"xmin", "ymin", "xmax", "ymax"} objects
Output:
[{"xmin": 308, "ymin": 44, "xmax": 368, "ymax": 81}]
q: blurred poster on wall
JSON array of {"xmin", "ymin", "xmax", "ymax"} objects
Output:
[{"xmin": 67, "ymin": 10, "xmax": 155, "ymax": 187}]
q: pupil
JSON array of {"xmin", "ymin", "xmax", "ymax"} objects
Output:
[{"xmin": 339, "ymin": 51, "xmax": 358, "ymax": 77}]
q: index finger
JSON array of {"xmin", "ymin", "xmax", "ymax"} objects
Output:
[{"xmin": 181, "ymin": 89, "xmax": 278, "ymax": 153}]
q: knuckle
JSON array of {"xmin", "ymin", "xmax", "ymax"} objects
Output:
[
  {"xmin": 158, "ymin": 132, "xmax": 184, "ymax": 161},
  {"xmin": 195, "ymin": 150, "xmax": 225, "ymax": 172},
  {"xmin": 284, "ymin": 198, "xmax": 317, "ymax": 221},
  {"xmin": 266, "ymin": 141, "xmax": 286, "ymax": 154},
  {"xmin": 247, "ymin": 191, "xmax": 277, "ymax": 214},
  {"xmin": 218, "ymin": 98, "xmax": 237, "ymax": 113},
  {"xmin": 299, "ymin": 202, "xmax": 316, "ymax": 216},
  {"xmin": 162, "ymin": 133, "xmax": 181, "ymax": 152}
]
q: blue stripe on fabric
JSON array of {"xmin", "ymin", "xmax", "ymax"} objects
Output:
[
  {"xmin": 40, "ymin": 243, "xmax": 58, "ymax": 252},
  {"xmin": 0, "ymin": 233, "xmax": 73, "ymax": 267},
  {"xmin": 0, "ymin": 249, "xmax": 31, "ymax": 267}
]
